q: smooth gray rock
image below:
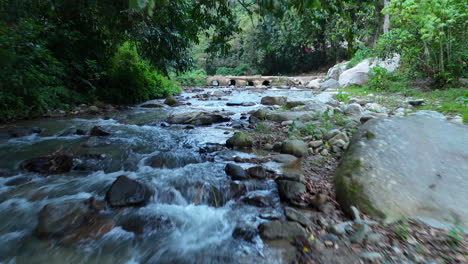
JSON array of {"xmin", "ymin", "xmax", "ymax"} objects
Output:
[
  {"xmin": 271, "ymin": 154, "xmax": 298, "ymax": 165},
  {"xmin": 320, "ymin": 79, "xmax": 340, "ymax": 90},
  {"xmin": 266, "ymin": 111, "xmax": 316, "ymax": 122},
  {"xmin": 261, "ymin": 96, "xmax": 287, "ymax": 106},
  {"xmin": 345, "ymin": 103, "xmax": 363, "ymax": 115},
  {"xmin": 225, "ymin": 163, "xmax": 249, "ymax": 180},
  {"xmin": 168, "ymin": 112, "xmax": 229, "ymax": 125},
  {"xmin": 259, "ymin": 221, "xmax": 307, "ymax": 240},
  {"xmin": 226, "ymin": 132, "xmax": 254, "ymax": 148},
  {"xmin": 105, "ymin": 176, "xmax": 152, "ymax": 207},
  {"xmin": 335, "ymin": 113, "xmax": 468, "ymax": 228},
  {"xmin": 276, "ymin": 180, "xmax": 306, "ymax": 201},
  {"xmin": 284, "ymin": 207, "xmax": 313, "ymax": 227}
]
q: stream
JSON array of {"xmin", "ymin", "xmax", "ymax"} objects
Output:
[{"xmin": 0, "ymin": 86, "xmax": 332, "ymax": 264}]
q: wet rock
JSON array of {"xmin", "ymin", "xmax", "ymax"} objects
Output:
[
  {"xmin": 240, "ymin": 192, "xmax": 274, "ymax": 207},
  {"xmin": 75, "ymin": 129, "xmax": 87, "ymax": 135},
  {"xmin": 147, "ymin": 152, "xmax": 201, "ymax": 169},
  {"xmin": 226, "ymin": 132, "xmax": 253, "ymax": 148},
  {"xmin": 284, "ymin": 207, "xmax": 313, "ymax": 227},
  {"xmin": 276, "ymin": 180, "xmax": 306, "ymax": 202},
  {"xmin": 199, "ymin": 143, "xmax": 224, "ymax": 153},
  {"xmin": 225, "ymin": 163, "xmax": 249, "ymax": 180},
  {"xmin": 261, "ymin": 96, "xmax": 287, "ymax": 106},
  {"xmin": 5, "ymin": 176, "xmax": 32, "ymax": 186},
  {"xmin": 281, "ymin": 140, "xmax": 308, "ymax": 157},
  {"xmin": 141, "ymin": 102, "xmax": 165, "ymax": 108},
  {"xmin": 164, "ymin": 96, "xmax": 178, "ymax": 106},
  {"xmin": 408, "ymin": 99, "xmax": 425, "ymax": 106},
  {"xmin": 36, "ymin": 198, "xmax": 102, "ymax": 238},
  {"xmin": 232, "ymin": 226, "xmax": 257, "ymax": 243},
  {"xmin": 105, "ymin": 175, "xmax": 152, "ymax": 207},
  {"xmin": 21, "ymin": 152, "xmax": 73, "ymax": 174},
  {"xmin": 259, "ymin": 221, "xmax": 307, "ymax": 240},
  {"xmin": 160, "ymin": 122, "xmax": 170, "ymax": 127},
  {"xmin": 185, "ymin": 125, "xmax": 195, "ymax": 129},
  {"xmin": 8, "ymin": 126, "xmax": 43, "ymax": 138},
  {"xmin": 90, "ymin": 126, "xmax": 110, "ymax": 136},
  {"xmin": 62, "ymin": 217, "xmax": 115, "ymax": 244},
  {"xmin": 345, "ymin": 103, "xmax": 363, "ymax": 115},
  {"xmin": 272, "ymin": 154, "xmax": 298, "ymax": 166},
  {"xmin": 119, "ymin": 214, "xmax": 173, "ymax": 235},
  {"xmin": 168, "ymin": 112, "xmax": 230, "ymax": 126},
  {"xmin": 229, "ymin": 182, "xmax": 247, "ymax": 198},
  {"xmin": 246, "ymin": 166, "xmax": 269, "ymax": 179}
]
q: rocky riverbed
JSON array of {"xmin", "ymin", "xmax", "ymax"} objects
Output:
[{"xmin": 0, "ymin": 84, "xmax": 466, "ymax": 264}]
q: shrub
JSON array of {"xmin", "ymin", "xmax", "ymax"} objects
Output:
[
  {"xmin": 366, "ymin": 67, "xmax": 410, "ymax": 93},
  {"xmin": 347, "ymin": 47, "xmax": 372, "ymax": 69},
  {"xmin": 171, "ymin": 69, "xmax": 208, "ymax": 86},
  {"xmin": 101, "ymin": 43, "xmax": 180, "ymax": 104}
]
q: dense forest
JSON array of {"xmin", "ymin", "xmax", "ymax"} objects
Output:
[{"xmin": 0, "ymin": 0, "xmax": 466, "ymax": 121}]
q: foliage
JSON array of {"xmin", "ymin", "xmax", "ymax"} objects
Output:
[
  {"xmin": 171, "ymin": 69, "xmax": 208, "ymax": 87},
  {"xmin": 376, "ymin": 0, "xmax": 467, "ymax": 85},
  {"xmin": 101, "ymin": 43, "xmax": 180, "ymax": 104},
  {"xmin": 215, "ymin": 64, "xmax": 250, "ymax": 76},
  {"xmin": 366, "ymin": 67, "xmax": 410, "ymax": 93},
  {"xmin": 393, "ymin": 218, "xmax": 411, "ymax": 241},
  {"xmin": 347, "ymin": 47, "xmax": 372, "ymax": 69},
  {"xmin": 0, "ymin": 20, "xmax": 79, "ymax": 122},
  {"xmin": 334, "ymin": 92, "xmax": 351, "ymax": 103}
]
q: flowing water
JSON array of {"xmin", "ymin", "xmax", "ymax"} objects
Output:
[{"xmin": 0, "ymin": 86, "xmax": 332, "ymax": 264}]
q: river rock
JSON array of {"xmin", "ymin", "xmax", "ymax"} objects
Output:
[
  {"xmin": 335, "ymin": 113, "xmax": 468, "ymax": 228},
  {"xmin": 8, "ymin": 126, "xmax": 43, "ymax": 138},
  {"xmin": 265, "ymin": 111, "xmax": 315, "ymax": 122},
  {"xmin": 168, "ymin": 112, "xmax": 230, "ymax": 126},
  {"xmin": 90, "ymin": 126, "xmax": 110, "ymax": 136},
  {"xmin": 250, "ymin": 109, "xmax": 269, "ymax": 120},
  {"xmin": 306, "ymin": 79, "xmax": 321, "ymax": 89},
  {"xmin": 164, "ymin": 96, "xmax": 178, "ymax": 106},
  {"xmin": 326, "ymin": 61, "xmax": 348, "ymax": 80},
  {"xmin": 246, "ymin": 166, "xmax": 269, "ymax": 179},
  {"xmin": 225, "ymin": 163, "xmax": 249, "ymax": 180},
  {"xmin": 272, "ymin": 154, "xmax": 298, "ymax": 166},
  {"xmin": 320, "ymin": 79, "xmax": 340, "ymax": 91},
  {"xmin": 147, "ymin": 152, "xmax": 201, "ymax": 169},
  {"xmin": 284, "ymin": 207, "xmax": 313, "ymax": 227},
  {"xmin": 345, "ymin": 103, "xmax": 363, "ymax": 115},
  {"xmin": 36, "ymin": 198, "xmax": 101, "ymax": 238},
  {"xmin": 281, "ymin": 140, "xmax": 308, "ymax": 157},
  {"xmin": 141, "ymin": 102, "xmax": 165, "ymax": 108},
  {"xmin": 276, "ymin": 173, "xmax": 305, "ymax": 183},
  {"xmin": 21, "ymin": 152, "xmax": 73, "ymax": 174},
  {"xmin": 261, "ymin": 96, "xmax": 287, "ymax": 106},
  {"xmin": 226, "ymin": 132, "xmax": 253, "ymax": 148},
  {"xmin": 259, "ymin": 221, "xmax": 307, "ymax": 240},
  {"xmin": 339, "ymin": 55, "xmax": 400, "ymax": 87},
  {"xmin": 240, "ymin": 192, "xmax": 275, "ymax": 207},
  {"xmin": 232, "ymin": 226, "xmax": 257, "ymax": 242},
  {"xmin": 407, "ymin": 99, "xmax": 425, "ymax": 106},
  {"xmin": 276, "ymin": 180, "xmax": 306, "ymax": 201},
  {"xmin": 105, "ymin": 175, "xmax": 152, "ymax": 207}
]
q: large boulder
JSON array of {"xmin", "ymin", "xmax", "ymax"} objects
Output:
[
  {"xmin": 168, "ymin": 112, "xmax": 230, "ymax": 126},
  {"xmin": 306, "ymin": 79, "xmax": 321, "ymax": 89},
  {"xmin": 326, "ymin": 61, "xmax": 349, "ymax": 80},
  {"xmin": 21, "ymin": 153, "xmax": 73, "ymax": 174},
  {"xmin": 226, "ymin": 132, "xmax": 253, "ymax": 148},
  {"xmin": 105, "ymin": 175, "xmax": 152, "ymax": 207},
  {"xmin": 281, "ymin": 140, "xmax": 308, "ymax": 157},
  {"xmin": 335, "ymin": 112, "xmax": 468, "ymax": 228},
  {"xmin": 339, "ymin": 54, "xmax": 400, "ymax": 87},
  {"xmin": 261, "ymin": 96, "xmax": 287, "ymax": 106}
]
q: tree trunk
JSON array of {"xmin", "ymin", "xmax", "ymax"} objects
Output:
[{"xmin": 383, "ymin": 0, "xmax": 390, "ymax": 34}]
